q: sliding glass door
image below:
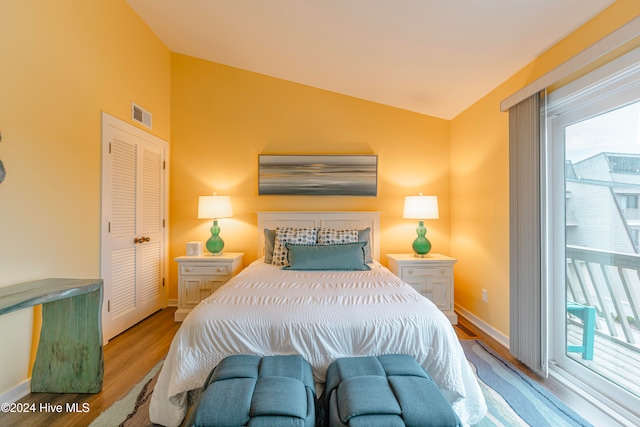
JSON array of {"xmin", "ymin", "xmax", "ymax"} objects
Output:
[{"xmin": 547, "ymin": 53, "xmax": 640, "ymax": 419}]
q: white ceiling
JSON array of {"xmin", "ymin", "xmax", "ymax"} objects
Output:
[{"xmin": 127, "ymin": 0, "xmax": 616, "ymax": 120}]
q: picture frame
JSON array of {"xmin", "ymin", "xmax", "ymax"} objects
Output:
[
  {"xmin": 258, "ymin": 154, "xmax": 377, "ymax": 196},
  {"xmin": 185, "ymin": 241, "xmax": 203, "ymax": 256}
]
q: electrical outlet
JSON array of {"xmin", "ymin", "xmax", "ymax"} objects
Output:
[{"xmin": 482, "ymin": 289, "xmax": 488, "ymax": 302}]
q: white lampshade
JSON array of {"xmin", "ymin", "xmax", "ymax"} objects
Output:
[
  {"xmin": 403, "ymin": 195, "xmax": 439, "ymax": 220},
  {"xmin": 198, "ymin": 194, "xmax": 233, "ymax": 219}
]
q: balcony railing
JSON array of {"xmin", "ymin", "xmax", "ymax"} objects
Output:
[{"xmin": 566, "ymin": 245, "xmax": 640, "ymax": 345}]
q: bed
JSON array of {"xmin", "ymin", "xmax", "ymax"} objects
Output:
[{"xmin": 149, "ymin": 212, "xmax": 487, "ymax": 426}]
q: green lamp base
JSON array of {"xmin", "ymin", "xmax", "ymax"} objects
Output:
[
  {"xmin": 206, "ymin": 219, "xmax": 225, "ymax": 255},
  {"xmin": 412, "ymin": 220, "xmax": 432, "ymax": 257}
]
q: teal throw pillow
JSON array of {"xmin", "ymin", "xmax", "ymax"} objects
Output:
[{"xmin": 284, "ymin": 242, "xmax": 370, "ymax": 271}]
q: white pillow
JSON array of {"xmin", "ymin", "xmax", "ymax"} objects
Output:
[{"xmin": 272, "ymin": 227, "xmax": 318, "ymax": 266}]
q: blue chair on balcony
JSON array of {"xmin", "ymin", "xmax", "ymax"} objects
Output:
[{"xmin": 567, "ymin": 301, "xmax": 596, "ymax": 360}]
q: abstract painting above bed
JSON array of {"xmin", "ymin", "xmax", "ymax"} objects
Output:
[{"xmin": 258, "ymin": 155, "xmax": 378, "ymax": 196}]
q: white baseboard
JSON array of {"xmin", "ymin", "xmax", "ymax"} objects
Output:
[
  {"xmin": 0, "ymin": 378, "xmax": 30, "ymax": 404},
  {"xmin": 455, "ymin": 303, "xmax": 510, "ymax": 349},
  {"xmin": 168, "ymin": 299, "xmax": 178, "ymax": 307}
]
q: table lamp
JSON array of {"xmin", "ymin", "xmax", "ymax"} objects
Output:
[
  {"xmin": 403, "ymin": 194, "xmax": 439, "ymax": 257},
  {"xmin": 198, "ymin": 193, "xmax": 233, "ymax": 255}
]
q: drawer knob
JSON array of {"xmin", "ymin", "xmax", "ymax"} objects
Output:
[
  {"xmin": 185, "ymin": 268, "xmax": 191, "ymax": 272},
  {"xmin": 407, "ymin": 269, "xmax": 413, "ymax": 275}
]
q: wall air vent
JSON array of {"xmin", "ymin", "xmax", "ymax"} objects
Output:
[{"xmin": 132, "ymin": 103, "xmax": 152, "ymax": 129}]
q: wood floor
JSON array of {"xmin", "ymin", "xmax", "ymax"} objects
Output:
[
  {"xmin": 0, "ymin": 307, "xmax": 625, "ymax": 426},
  {"xmin": 0, "ymin": 307, "xmax": 181, "ymax": 427}
]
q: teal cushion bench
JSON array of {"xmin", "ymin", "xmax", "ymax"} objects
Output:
[
  {"xmin": 185, "ymin": 354, "xmax": 316, "ymax": 427},
  {"xmin": 325, "ymin": 354, "xmax": 461, "ymax": 427}
]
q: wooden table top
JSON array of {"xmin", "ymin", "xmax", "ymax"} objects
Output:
[{"xmin": 0, "ymin": 278, "xmax": 103, "ymax": 315}]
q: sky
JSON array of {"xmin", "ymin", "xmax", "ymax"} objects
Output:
[{"xmin": 565, "ymin": 99, "xmax": 640, "ymax": 163}]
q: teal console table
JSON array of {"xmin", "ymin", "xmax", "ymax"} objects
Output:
[{"xmin": 0, "ymin": 278, "xmax": 104, "ymax": 393}]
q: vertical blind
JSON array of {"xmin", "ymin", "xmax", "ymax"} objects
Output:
[{"xmin": 509, "ymin": 92, "xmax": 544, "ymax": 375}]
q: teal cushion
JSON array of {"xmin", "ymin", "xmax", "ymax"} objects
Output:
[
  {"xmin": 337, "ymin": 376, "xmax": 402, "ymax": 421},
  {"xmin": 259, "ymin": 354, "xmax": 315, "ymax": 389},
  {"xmin": 264, "ymin": 228, "xmax": 276, "ymax": 263},
  {"xmin": 191, "ymin": 377, "xmax": 255, "ymax": 426},
  {"xmin": 187, "ymin": 355, "xmax": 316, "ymax": 427},
  {"xmin": 249, "ymin": 413, "xmax": 313, "ymax": 427},
  {"xmin": 284, "ymin": 242, "xmax": 370, "ymax": 271},
  {"xmin": 251, "ymin": 376, "xmax": 307, "ymax": 418},
  {"xmin": 325, "ymin": 356, "xmax": 386, "ymax": 397},
  {"xmin": 358, "ymin": 227, "xmax": 372, "ymax": 263},
  {"xmin": 334, "ymin": 356, "xmax": 386, "ymax": 380},
  {"xmin": 377, "ymin": 354, "xmax": 430, "ymax": 379},
  {"xmin": 209, "ymin": 354, "xmax": 261, "ymax": 382},
  {"xmin": 325, "ymin": 355, "xmax": 462, "ymax": 427},
  {"xmin": 389, "ymin": 375, "xmax": 462, "ymax": 426},
  {"xmin": 328, "ymin": 391, "xmax": 405, "ymax": 427}
]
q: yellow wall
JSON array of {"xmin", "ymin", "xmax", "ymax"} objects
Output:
[
  {"xmin": 450, "ymin": 0, "xmax": 640, "ymax": 337},
  {"xmin": 169, "ymin": 53, "xmax": 452, "ymax": 298},
  {"xmin": 0, "ymin": 0, "xmax": 170, "ymax": 396},
  {"xmin": 1, "ymin": 0, "xmax": 638, "ymax": 401}
]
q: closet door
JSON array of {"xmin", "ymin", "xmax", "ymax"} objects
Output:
[
  {"xmin": 101, "ymin": 113, "xmax": 167, "ymax": 342},
  {"xmin": 137, "ymin": 143, "xmax": 164, "ymax": 319}
]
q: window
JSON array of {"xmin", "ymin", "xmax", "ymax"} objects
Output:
[
  {"xmin": 547, "ymin": 48, "xmax": 640, "ymax": 422},
  {"xmin": 619, "ymin": 194, "xmax": 639, "ymax": 209},
  {"xmin": 631, "ymin": 228, "xmax": 639, "ymax": 247}
]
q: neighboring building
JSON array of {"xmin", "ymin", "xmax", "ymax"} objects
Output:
[{"xmin": 566, "ymin": 152, "xmax": 640, "ymax": 254}]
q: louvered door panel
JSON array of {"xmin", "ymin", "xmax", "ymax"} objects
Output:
[
  {"xmin": 110, "ymin": 247, "xmax": 136, "ymax": 317},
  {"xmin": 105, "ymin": 132, "xmax": 140, "ymax": 337},
  {"xmin": 137, "ymin": 144, "xmax": 163, "ymax": 317},
  {"xmin": 140, "ymin": 242, "xmax": 161, "ymax": 303},
  {"xmin": 110, "ymin": 139, "xmax": 137, "ymax": 237},
  {"xmin": 141, "ymin": 147, "xmax": 161, "ymax": 234}
]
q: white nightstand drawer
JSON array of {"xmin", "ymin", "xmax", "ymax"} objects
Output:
[
  {"xmin": 180, "ymin": 264, "xmax": 229, "ymax": 276},
  {"xmin": 387, "ymin": 253, "xmax": 457, "ymax": 324},
  {"xmin": 402, "ymin": 266, "xmax": 450, "ymax": 277},
  {"xmin": 175, "ymin": 253, "xmax": 244, "ymax": 322}
]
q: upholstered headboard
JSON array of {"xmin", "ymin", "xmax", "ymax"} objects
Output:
[{"xmin": 257, "ymin": 211, "xmax": 381, "ymax": 262}]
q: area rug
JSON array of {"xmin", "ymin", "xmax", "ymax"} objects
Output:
[
  {"xmin": 89, "ymin": 361, "xmax": 163, "ymax": 427},
  {"xmin": 461, "ymin": 340, "xmax": 593, "ymax": 427},
  {"xmin": 94, "ymin": 342, "xmax": 594, "ymax": 426}
]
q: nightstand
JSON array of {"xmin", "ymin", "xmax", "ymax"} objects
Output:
[
  {"xmin": 174, "ymin": 253, "xmax": 244, "ymax": 321},
  {"xmin": 387, "ymin": 254, "xmax": 457, "ymax": 324}
]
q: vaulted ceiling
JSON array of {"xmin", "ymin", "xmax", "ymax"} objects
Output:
[{"xmin": 127, "ymin": 0, "xmax": 616, "ymax": 119}]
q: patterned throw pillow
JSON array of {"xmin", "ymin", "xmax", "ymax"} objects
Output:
[
  {"xmin": 317, "ymin": 228, "xmax": 358, "ymax": 245},
  {"xmin": 272, "ymin": 227, "xmax": 318, "ymax": 266}
]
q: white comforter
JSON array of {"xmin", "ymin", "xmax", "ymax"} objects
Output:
[{"xmin": 150, "ymin": 260, "xmax": 487, "ymax": 426}]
